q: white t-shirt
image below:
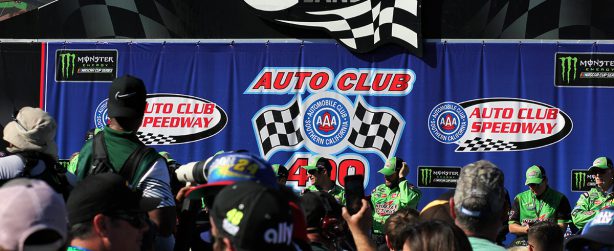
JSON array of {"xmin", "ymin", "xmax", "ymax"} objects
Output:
[
  {"xmin": 0, "ymin": 155, "xmax": 77, "ymax": 186},
  {"xmin": 138, "ymin": 159, "xmax": 175, "ymax": 208}
]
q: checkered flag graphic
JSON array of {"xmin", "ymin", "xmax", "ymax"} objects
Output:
[
  {"xmin": 246, "ymin": 0, "xmax": 421, "ymax": 55},
  {"xmin": 347, "ymin": 101, "xmax": 403, "ymax": 157},
  {"xmin": 455, "ymin": 137, "xmax": 518, "ymax": 152},
  {"xmin": 137, "ymin": 132, "xmax": 177, "ymax": 145},
  {"xmin": 253, "ymin": 99, "xmax": 304, "ymax": 158},
  {"xmin": 463, "ymin": 0, "xmax": 608, "ymax": 39},
  {"xmin": 52, "ymin": 0, "xmax": 186, "ymax": 38}
]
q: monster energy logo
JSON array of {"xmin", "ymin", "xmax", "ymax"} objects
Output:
[
  {"xmin": 59, "ymin": 53, "xmax": 76, "ymax": 78},
  {"xmin": 560, "ymin": 56, "xmax": 578, "ymax": 84},
  {"xmin": 421, "ymin": 169, "xmax": 433, "ymax": 185},
  {"xmin": 575, "ymin": 172, "xmax": 587, "ymax": 189}
]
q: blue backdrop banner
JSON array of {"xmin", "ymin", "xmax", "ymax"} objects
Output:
[{"xmin": 43, "ymin": 41, "xmax": 614, "ymax": 209}]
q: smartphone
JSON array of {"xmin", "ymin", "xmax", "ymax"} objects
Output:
[{"xmin": 344, "ymin": 175, "xmax": 365, "ymax": 215}]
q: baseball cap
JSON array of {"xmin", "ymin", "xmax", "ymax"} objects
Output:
[
  {"xmin": 565, "ymin": 208, "xmax": 614, "ymax": 248},
  {"xmin": 0, "ymin": 178, "xmax": 67, "ymax": 251},
  {"xmin": 210, "ymin": 181, "xmax": 296, "ymax": 251},
  {"xmin": 302, "ymin": 156, "xmax": 333, "ymax": 173},
  {"xmin": 454, "ymin": 160, "xmax": 505, "ymax": 218},
  {"xmin": 525, "ymin": 165, "xmax": 545, "ymax": 185},
  {"xmin": 66, "ymin": 173, "xmax": 160, "ymax": 226},
  {"xmin": 186, "ymin": 152, "xmax": 278, "ymax": 200},
  {"xmin": 379, "ymin": 157, "xmax": 404, "ymax": 176},
  {"xmin": 107, "ymin": 75, "xmax": 147, "ymax": 118},
  {"xmin": 589, "ymin": 157, "xmax": 613, "ymax": 173},
  {"xmin": 300, "ymin": 191, "xmax": 342, "ymax": 229}
]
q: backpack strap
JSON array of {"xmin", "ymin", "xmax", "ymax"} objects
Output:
[
  {"xmin": 119, "ymin": 143, "xmax": 151, "ymax": 183},
  {"xmin": 89, "ymin": 131, "xmax": 113, "ymax": 176}
]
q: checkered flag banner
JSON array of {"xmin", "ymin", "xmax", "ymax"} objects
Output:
[
  {"xmin": 137, "ymin": 132, "xmax": 177, "ymax": 145},
  {"xmin": 253, "ymin": 99, "xmax": 304, "ymax": 158},
  {"xmin": 348, "ymin": 100, "xmax": 404, "ymax": 158},
  {"xmin": 242, "ymin": 0, "xmax": 422, "ymax": 55},
  {"xmin": 455, "ymin": 137, "xmax": 518, "ymax": 152}
]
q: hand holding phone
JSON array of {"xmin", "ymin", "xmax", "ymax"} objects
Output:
[{"xmin": 344, "ymin": 175, "xmax": 365, "ymax": 215}]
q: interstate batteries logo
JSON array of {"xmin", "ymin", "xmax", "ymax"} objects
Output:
[
  {"xmin": 428, "ymin": 98, "xmax": 573, "ymax": 152},
  {"xmin": 571, "ymin": 170, "xmax": 596, "ymax": 192},
  {"xmin": 417, "ymin": 166, "xmax": 460, "ymax": 188},
  {"xmin": 55, "ymin": 50, "xmax": 118, "ymax": 82},
  {"xmin": 95, "ymin": 94, "xmax": 227, "ymax": 145},
  {"xmin": 555, "ymin": 52, "xmax": 614, "ymax": 87}
]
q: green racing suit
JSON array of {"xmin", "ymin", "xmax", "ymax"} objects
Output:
[
  {"xmin": 370, "ymin": 180, "xmax": 421, "ymax": 234},
  {"xmin": 571, "ymin": 187, "xmax": 614, "ymax": 231}
]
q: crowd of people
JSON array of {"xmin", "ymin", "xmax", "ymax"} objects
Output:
[{"xmin": 0, "ymin": 75, "xmax": 613, "ymax": 251}]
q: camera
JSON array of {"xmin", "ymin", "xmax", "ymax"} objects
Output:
[{"xmin": 175, "ymin": 157, "xmax": 213, "ymax": 184}]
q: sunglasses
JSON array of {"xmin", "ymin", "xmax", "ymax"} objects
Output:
[
  {"xmin": 592, "ymin": 168, "xmax": 610, "ymax": 175},
  {"xmin": 106, "ymin": 212, "xmax": 148, "ymax": 229},
  {"xmin": 307, "ymin": 168, "xmax": 325, "ymax": 175}
]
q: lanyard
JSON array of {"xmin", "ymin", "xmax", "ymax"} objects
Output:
[{"xmin": 532, "ymin": 192, "xmax": 545, "ymax": 218}]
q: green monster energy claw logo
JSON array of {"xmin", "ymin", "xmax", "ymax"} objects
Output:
[
  {"xmin": 60, "ymin": 53, "xmax": 76, "ymax": 78},
  {"xmin": 560, "ymin": 56, "xmax": 578, "ymax": 84},
  {"xmin": 421, "ymin": 169, "xmax": 433, "ymax": 185},
  {"xmin": 575, "ymin": 172, "xmax": 586, "ymax": 189}
]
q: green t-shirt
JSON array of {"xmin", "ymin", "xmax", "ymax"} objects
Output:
[
  {"xmin": 468, "ymin": 237, "xmax": 506, "ymax": 251},
  {"xmin": 508, "ymin": 187, "xmax": 572, "ymax": 229},
  {"xmin": 571, "ymin": 187, "xmax": 614, "ymax": 230},
  {"xmin": 370, "ymin": 180, "xmax": 421, "ymax": 234},
  {"xmin": 304, "ymin": 184, "xmax": 346, "ymax": 205},
  {"xmin": 75, "ymin": 126, "xmax": 160, "ymax": 187}
]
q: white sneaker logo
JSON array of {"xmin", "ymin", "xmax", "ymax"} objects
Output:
[{"xmin": 115, "ymin": 91, "xmax": 137, "ymax": 100}]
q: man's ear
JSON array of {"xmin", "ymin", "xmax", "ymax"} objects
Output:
[
  {"xmin": 92, "ymin": 214, "xmax": 109, "ymax": 237},
  {"xmin": 449, "ymin": 197, "xmax": 456, "ymax": 219}
]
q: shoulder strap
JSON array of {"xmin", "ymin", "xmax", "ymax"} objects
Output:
[
  {"xmin": 119, "ymin": 143, "xmax": 151, "ymax": 182},
  {"xmin": 89, "ymin": 131, "xmax": 113, "ymax": 176}
]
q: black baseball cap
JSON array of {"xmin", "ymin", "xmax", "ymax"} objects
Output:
[
  {"xmin": 302, "ymin": 156, "xmax": 333, "ymax": 173},
  {"xmin": 300, "ymin": 191, "xmax": 341, "ymax": 229},
  {"xmin": 210, "ymin": 181, "xmax": 296, "ymax": 251},
  {"xmin": 66, "ymin": 173, "xmax": 160, "ymax": 226},
  {"xmin": 107, "ymin": 75, "xmax": 147, "ymax": 118}
]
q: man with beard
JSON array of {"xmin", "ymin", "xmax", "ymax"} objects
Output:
[
  {"xmin": 572, "ymin": 157, "xmax": 614, "ymax": 231},
  {"xmin": 370, "ymin": 157, "xmax": 421, "ymax": 246}
]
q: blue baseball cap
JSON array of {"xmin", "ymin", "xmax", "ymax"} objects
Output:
[{"xmin": 186, "ymin": 152, "xmax": 277, "ymax": 199}]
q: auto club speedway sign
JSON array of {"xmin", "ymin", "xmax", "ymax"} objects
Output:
[
  {"xmin": 428, "ymin": 98, "xmax": 573, "ymax": 152},
  {"xmin": 246, "ymin": 67, "xmax": 413, "ymax": 190},
  {"xmin": 95, "ymin": 94, "xmax": 228, "ymax": 145}
]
